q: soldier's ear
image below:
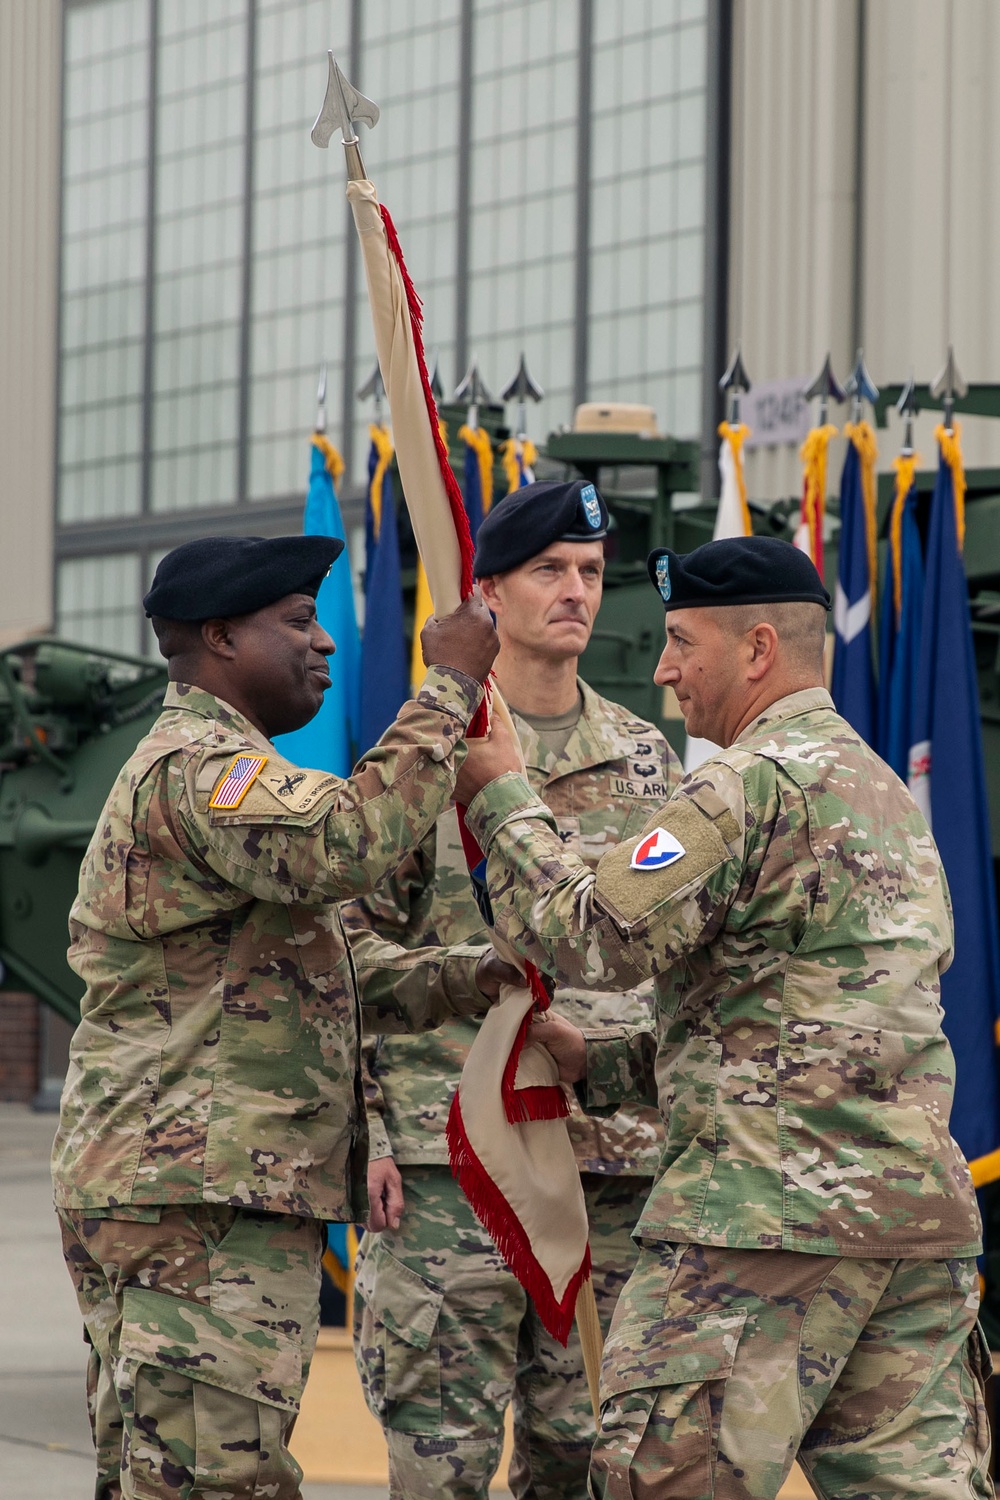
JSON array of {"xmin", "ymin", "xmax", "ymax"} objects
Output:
[{"xmin": 200, "ymin": 617, "xmax": 237, "ymax": 659}]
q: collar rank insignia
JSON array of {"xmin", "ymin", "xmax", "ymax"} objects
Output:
[
  {"xmin": 655, "ymin": 555, "xmax": 671, "ymax": 603},
  {"xmin": 209, "ymin": 753, "xmax": 268, "ymax": 810},
  {"xmin": 580, "ymin": 483, "xmax": 602, "ymax": 529},
  {"xmin": 630, "ymin": 827, "xmax": 686, "ymax": 871}
]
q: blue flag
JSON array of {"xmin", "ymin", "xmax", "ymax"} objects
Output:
[
  {"xmin": 831, "ymin": 430, "xmax": 877, "ymax": 744},
  {"xmin": 273, "ymin": 437, "xmax": 360, "ymax": 777},
  {"xmin": 907, "ymin": 434, "xmax": 1000, "ymax": 1179},
  {"xmin": 464, "ymin": 434, "xmax": 485, "ymax": 540},
  {"xmin": 877, "ymin": 469, "xmax": 925, "ymax": 781},
  {"xmin": 359, "ymin": 442, "xmax": 409, "ymax": 749}
]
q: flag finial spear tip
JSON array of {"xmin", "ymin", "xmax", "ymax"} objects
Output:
[
  {"xmin": 501, "ymin": 352, "xmax": 544, "ymax": 405},
  {"xmin": 357, "ymin": 360, "xmax": 386, "ymax": 422},
  {"xmin": 896, "ymin": 370, "xmax": 919, "ymax": 455},
  {"xmin": 845, "ymin": 348, "xmax": 878, "ymax": 418},
  {"xmin": 719, "ymin": 344, "xmax": 751, "ymax": 397},
  {"xmin": 311, "ymin": 53, "xmax": 379, "ymax": 179},
  {"xmin": 316, "ymin": 362, "xmax": 328, "ymax": 433},
  {"xmin": 455, "ymin": 359, "xmax": 494, "ymax": 434},
  {"xmin": 930, "ymin": 345, "xmax": 967, "ymax": 433},
  {"xmin": 428, "ymin": 349, "xmax": 444, "ymax": 403},
  {"xmin": 803, "ymin": 353, "xmax": 847, "ymax": 407}
]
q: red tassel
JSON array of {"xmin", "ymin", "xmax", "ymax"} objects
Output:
[
  {"xmin": 380, "ymin": 204, "xmax": 475, "ymax": 601},
  {"xmin": 446, "ymin": 1092, "xmax": 591, "ymax": 1345}
]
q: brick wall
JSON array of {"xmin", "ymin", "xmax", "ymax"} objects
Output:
[{"xmin": 0, "ymin": 991, "xmax": 39, "ymax": 1101}]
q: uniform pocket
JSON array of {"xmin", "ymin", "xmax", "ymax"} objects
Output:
[
  {"xmin": 117, "ymin": 1286, "xmax": 303, "ymax": 1499},
  {"xmin": 353, "ymin": 1238, "xmax": 445, "ymax": 1435},
  {"xmin": 593, "ymin": 1308, "xmax": 747, "ymax": 1500}
]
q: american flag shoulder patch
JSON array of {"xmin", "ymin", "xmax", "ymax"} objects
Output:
[{"xmin": 209, "ymin": 753, "xmax": 268, "ymax": 810}]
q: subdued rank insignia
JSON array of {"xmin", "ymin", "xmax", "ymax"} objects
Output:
[
  {"xmin": 209, "ymin": 753, "xmax": 268, "ymax": 810},
  {"xmin": 630, "ymin": 827, "xmax": 686, "ymax": 871}
]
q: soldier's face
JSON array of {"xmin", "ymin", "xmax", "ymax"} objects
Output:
[
  {"xmin": 227, "ymin": 594, "xmax": 335, "ymax": 736},
  {"xmin": 654, "ymin": 608, "xmax": 745, "ymax": 744},
  {"xmin": 479, "ymin": 541, "xmax": 604, "ymax": 663}
]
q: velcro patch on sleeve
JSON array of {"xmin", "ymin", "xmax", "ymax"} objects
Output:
[
  {"xmin": 596, "ymin": 797, "xmax": 734, "ymax": 927},
  {"xmin": 208, "ymin": 753, "xmax": 268, "ymax": 810}
]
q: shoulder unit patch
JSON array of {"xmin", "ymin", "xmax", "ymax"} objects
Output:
[{"xmin": 208, "ymin": 753, "xmax": 268, "ymax": 810}]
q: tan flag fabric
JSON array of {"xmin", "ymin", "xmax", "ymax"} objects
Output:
[{"xmin": 346, "ymin": 174, "xmax": 595, "ymax": 1357}]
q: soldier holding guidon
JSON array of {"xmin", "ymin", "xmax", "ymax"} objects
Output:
[
  {"xmin": 344, "ymin": 479, "xmax": 681, "ymax": 1500},
  {"xmin": 456, "ymin": 534, "xmax": 991, "ymax": 1500},
  {"xmin": 52, "ymin": 534, "xmax": 518, "ymax": 1500}
]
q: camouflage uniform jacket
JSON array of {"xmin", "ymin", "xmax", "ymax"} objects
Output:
[
  {"xmin": 341, "ymin": 678, "xmax": 680, "ymax": 1174},
  {"xmin": 466, "ymin": 688, "xmax": 982, "ymax": 1258},
  {"xmin": 52, "ymin": 673, "xmax": 493, "ymax": 1223}
]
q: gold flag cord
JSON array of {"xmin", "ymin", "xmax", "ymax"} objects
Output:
[
  {"xmin": 717, "ymin": 420, "xmax": 752, "ymax": 534},
  {"xmin": 889, "ymin": 452, "xmax": 919, "ymax": 625},
  {"xmin": 843, "ymin": 420, "xmax": 879, "ymax": 612},
  {"xmin": 934, "ymin": 420, "xmax": 966, "ymax": 550}
]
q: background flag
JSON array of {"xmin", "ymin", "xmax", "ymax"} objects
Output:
[
  {"xmin": 409, "ymin": 419, "xmax": 451, "ymax": 693},
  {"xmin": 460, "ymin": 423, "xmax": 493, "ymax": 539},
  {"xmin": 684, "ymin": 420, "xmax": 753, "ymax": 772},
  {"xmin": 273, "ymin": 434, "xmax": 360, "ymax": 776},
  {"xmin": 877, "ymin": 453, "xmax": 924, "ymax": 779},
  {"xmin": 501, "ymin": 436, "xmax": 538, "ymax": 492},
  {"xmin": 794, "ymin": 421, "xmax": 838, "ymax": 570},
  {"xmin": 906, "ymin": 423, "xmax": 1000, "ymax": 1181},
  {"xmin": 360, "ymin": 424, "xmax": 409, "ymax": 747},
  {"xmin": 831, "ymin": 421, "xmax": 878, "ymax": 743}
]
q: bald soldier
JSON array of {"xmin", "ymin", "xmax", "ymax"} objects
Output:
[
  {"xmin": 53, "ymin": 535, "xmax": 518, "ymax": 1500},
  {"xmin": 344, "ymin": 481, "xmax": 679, "ymax": 1500},
  {"xmin": 455, "ymin": 536, "xmax": 991, "ymax": 1500}
]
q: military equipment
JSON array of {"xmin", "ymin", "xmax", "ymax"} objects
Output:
[{"xmin": 0, "ymin": 638, "xmax": 167, "ymax": 1022}]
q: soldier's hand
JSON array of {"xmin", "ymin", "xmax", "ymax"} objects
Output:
[
  {"xmin": 454, "ymin": 706, "xmax": 523, "ymax": 805},
  {"xmin": 421, "ymin": 593, "xmax": 499, "ymax": 684},
  {"xmin": 474, "ymin": 949, "xmax": 522, "ymax": 1002},
  {"xmin": 527, "ymin": 1012, "xmax": 587, "ymax": 1084},
  {"xmin": 367, "ymin": 1156, "xmax": 405, "ymax": 1233}
]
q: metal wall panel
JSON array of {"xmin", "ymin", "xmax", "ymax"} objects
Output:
[{"xmin": 0, "ymin": 0, "xmax": 61, "ymax": 645}]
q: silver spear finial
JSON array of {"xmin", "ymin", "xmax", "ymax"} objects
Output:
[
  {"xmin": 501, "ymin": 352, "xmax": 544, "ymax": 440},
  {"xmin": 719, "ymin": 345, "xmax": 751, "ymax": 426},
  {"xmin": 428, "ymin": 350, "xmax": 444, "ymax": 404},
  {"xmin": 929, "ymin": 345, "xmax": 967, "ymax": 435},
  {"xmin": 896, "ymin": 372, "xmax": 918, "ymax": 456},
  {"xmin": 316, "ymin": 363, "xmax": 328, "ymax": 434},
  {"xmin": 311, "ymin": 53, "xmax": 379, "ymax": 181},
  {"xmin": 357, "ymin": 361, "xmax": 386, "ymax": 425},
  {"xmin": 844, "ymin": 348, "xmax": 879, "ymax": 425},
  {"xmin": 803, "ymin": 353, "xmax": 846, "ymax": 428},
  {"xmin": 454, "ymin": 358, "xmax": 494, "ymax": 432}
]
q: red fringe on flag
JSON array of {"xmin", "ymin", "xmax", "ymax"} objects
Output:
[
  {"xmin": 446, "ymin": 1090, "xmax": 591, "ymax": 1346},
  {"xmin": 501, "ymin": 963, "xmax": 569, "ymax": 1125}
]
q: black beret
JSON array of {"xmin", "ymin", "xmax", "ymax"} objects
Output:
[
  {"xmin": 646, "ymin": 536, "xmax": 831, "ymax": 611},
  {"xmin": 473, "ymin": 479, "xmax": 608, "ymax": 576},
  {"xmin": 143, "ymin": 535, "xmax": 344, "ymax": 621}
]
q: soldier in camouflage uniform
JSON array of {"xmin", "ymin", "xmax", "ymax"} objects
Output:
[
  {"xmin": 345, "ymin": 480, "xmax": 681, "ymax": 1500},
  {"xmin": 457, "ymin": 535, "xmax": 991, "ymax": 1499},
  {"xmin": 52, "ymin": 535, "xmax": 516, "ymax": 1500}
]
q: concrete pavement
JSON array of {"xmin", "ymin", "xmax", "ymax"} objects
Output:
[{"xmin": 0, "ymin": 1102, "xmax": 383, "ymax": 1500}]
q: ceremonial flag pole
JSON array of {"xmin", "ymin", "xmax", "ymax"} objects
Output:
[
  {"xmin": 273, "ymin": 365, "xmax": 360, "ymax": 776},
  {"xmin": 876, "ymin": 377, "xmax": 924, "ymax": 780},
  {"xmin": 831, "ymin": 351, "xmax": 879, "ymax": 744},
  {"xmin": 311, "ymin": 53, "xmax": 601, "ymax": 1395},
  {"xmin": 456, "ymin": 359, "xmax": 495, "ymax": 540},
  {"xmin": 409, "ymin": 353, "xmax": 446, "ymax": 694},
  {"xmin": 684, "ymin": 347, "xmax": 753, "ymax": 772},
  {"xmin": 905, "ymin": 349, "xmax": 1000, "ymax": 1183},
  {"xmin": 500, "ymin": 352, "xmax": 543, "ymax": 492},
  {"xmin": 795, "ymin": 354, "xmax": 845, "ymax": 572}
]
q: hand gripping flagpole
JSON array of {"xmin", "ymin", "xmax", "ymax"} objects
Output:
[{"xmin": 311, "ymin": 54, "xmax": 602, "ymax": 1405}]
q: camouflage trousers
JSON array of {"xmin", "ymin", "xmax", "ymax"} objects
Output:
[
  {"xmin": 593, "ymin": 1240, "xmax": 993, "ymax": 1500},
  {"xmin": 353, "ymin": 1165, "xmax": 650, "ymax": 1499},
  {"xmin": 57, "ymin": 1204, "xmax": 323, "ymax": 1500}
]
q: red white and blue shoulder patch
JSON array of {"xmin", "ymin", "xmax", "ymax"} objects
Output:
[
  {"xmin": 630, "ymin": 827, "xmax": 686, "ymax": 871},
  {"xmin": 209, "ymin": 753, "xmax": 268, "ymax": 810}
]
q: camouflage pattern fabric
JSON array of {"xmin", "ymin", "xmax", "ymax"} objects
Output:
[
  {"xmin": 58, "ymin": 1204, "xmax": 322, "ymax": 1500},
  {"xmin": 467, "ymin": 687, "xmax": 981, "ymax": 1259},
  {"xmin": 342, "ymin": 679, "xmax": 679, "ymax": 1173},
  {"xmin": 353, "ymin": 1168, "xmax": 649, "ymax": 1500},
  {"xmin": 52, "ymin": 670, "xmax": 489, "ymax": 1224},
  {"xmin": 591, "ymin": 1241, "xmax": 992, "ymax": 1499}
]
